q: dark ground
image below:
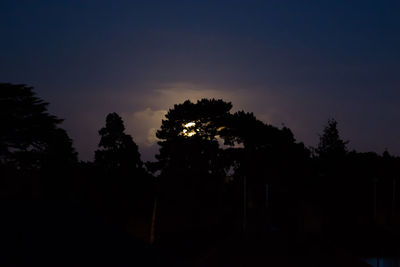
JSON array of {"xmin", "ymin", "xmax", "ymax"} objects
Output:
[
  {"xmin": 167, "ymin": 232, "xmax": 372, "ymax": 267},
  {"xmin": 2, "ymin": 201, "xmax": 396, "ymax": 267}
]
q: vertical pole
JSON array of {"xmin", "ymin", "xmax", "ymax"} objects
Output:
[
  {"xmin": 150, "ymin": 197, "xmax": 158, "ymax": 245},
  {"xmin": 373, "ymin": 178, "xmax": 378, "ymax": 223},
  {"xmin": 243, "ymin": 176, "xmax": 247, "ymax": 234},
  {"xmin": 392, "ymin": 178, "xmax": 396, "ymax": 218},
  {"xmin": 265, "ymin": 183, "xmax": 270, "ymax": 233}
]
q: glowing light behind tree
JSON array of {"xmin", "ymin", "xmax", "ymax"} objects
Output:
[{"xmin": 182, "ymin": 122, "xmax": 197, "ymax": 137}]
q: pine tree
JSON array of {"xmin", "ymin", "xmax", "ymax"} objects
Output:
[
  {"xmin": 0, "ymin": 83, "xmax": 77, "ymax": 170},
  {"xmin": 95, "ymin": 112, "xmax": 142, "ymax": 171},
  {"xmin": 316, "ymin": 118, "xmax": 348, "ymax": 160}
]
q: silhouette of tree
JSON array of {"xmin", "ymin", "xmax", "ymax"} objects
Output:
[
  {"xmin": 316, "ymin": 119, "xmax": 348, "ymax": 160},
  {"xmin": 155, "ymin": 99, "xmax": 231, "ymax": 175},
  {"xmin": 0, "ymin": 83, "xmax": 77, "ymax": 170},
  {"xmin": 95, "ymin": 112, "xmax": 142, "ymax": 172},
  {"xmin": 93, "ymin": 113, "xmax": 154, "ymax": 237},
  {"xmin": 153, "ymin": 99, "xmax": 311, "ymax": 241},
  {"xmin": 222, "ymin": 111, "xmax": 310, "ymax": 232},
  {"xmin": 313, "ymin": 119, "xmax": 352, "ymax": 238},
  {"xmin": 153, "ymin": 99, "xmax": 233, "ymax": 244}
]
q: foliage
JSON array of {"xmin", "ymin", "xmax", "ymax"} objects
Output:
[
  {"xmin": 0, "ymin": 83, "xmax": 77, "ymax": 170},
  {"xmin": 152, "ymin": 99, "xmax": 233, "ymax": 239},
  {"xmin": 315, "ymin": 118, "xmax": 348, "ymax": 160},
  {"xmin": 95, "ymin": 112, "xmax": 143, "ymax": 171},
  {"xmin": 154, "ymin": 99, "xmax": 232, "ymax": 176}
]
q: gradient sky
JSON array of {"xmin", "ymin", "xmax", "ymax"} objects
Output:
[{"xmin": 1, "ymin": 0, "xmax": 400, "ymax": 161}]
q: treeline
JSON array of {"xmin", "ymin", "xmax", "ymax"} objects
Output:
[
  {"xmin": 1, "ymin": 83, "xmax": 400, "ymax": 265},
  {"xmin": 0, "ymin": 84, "xmax": 154, "ymax": 266}
]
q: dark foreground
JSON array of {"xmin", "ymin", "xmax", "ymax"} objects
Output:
[
  {"xmin": 3, "ymin": 200, "xmax": 400, "ymax": 267},
  {"xmin": 162, "ymin": 232, "xmax": 375, "ymax": 267}
]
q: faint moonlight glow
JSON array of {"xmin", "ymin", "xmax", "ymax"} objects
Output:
[{"xmin": 182, "ymin": 121, "xmax": 197, "ymax": 137}]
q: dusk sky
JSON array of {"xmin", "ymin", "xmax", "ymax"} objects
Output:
[{"xmin": 1, "ymin": 0, "xmax": 399, "ymax": 161}]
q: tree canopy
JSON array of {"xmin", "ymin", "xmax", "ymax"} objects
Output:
[
  {"xmin": 95, "ymin": 112, "xmax": 143, "ymax": 172},
  {"xmin": 154, "ymin": 99, "xmax": 232, "ymax": 177},
  {"xmin": 0, "ymin": 83, "xmax": 77, "ymax": 170},
  {"xmin": 316, "ymin": 118, "xmax": 348, "ymax": 160}
]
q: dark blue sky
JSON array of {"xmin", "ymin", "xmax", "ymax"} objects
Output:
[{"xmin": 2, "ymin": 0, "xmax": 400, "ymax": 160}]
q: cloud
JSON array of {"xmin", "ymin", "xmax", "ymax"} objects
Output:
[
  {"xmin": 123, "ymin": 108, "xmax": 167, "ymax": 147},
  {"xmin": 142, "ymin": 82, "xmax": 247, "ymax": 110}
]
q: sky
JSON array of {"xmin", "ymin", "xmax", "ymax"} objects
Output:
[{"xmin": 1, "ymin": 0, "xmax": 400, "ymax": 161}]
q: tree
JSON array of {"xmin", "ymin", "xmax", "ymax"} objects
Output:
[
  {"xmin": 222, "ymin": 111, "xmax": 310, "ymax": 232},
  {"xmin": 94, "ymin": 113, "xmax": 154, "ymax": 234},
  {"xmin": 314, "ymin": 119, "xmax": 351, "ymax": 235},
  {"xmin": 153, "ymin": 98, "xmax": 310, "ymax": 238},
  {"xmin": 153, "ymin": 98, "xmax": 236, "ymax": 184},
  {"xmin": 153, "ymin": 99, "xmax": 233, "ymax": 242},
  {"xmin": 0, "ymin": 83, "xmax": 77, "ymax": 170},
  {"xmin": 0, "ymin": 83, "xmax": 78, "ymax": 202},
  {"xmin": 316, "ymin": 118, "xmax": 348, "ymax": 160},
  {"xmin": 95, "ymin": 112, "xmax": 143, "ymax": 172}
]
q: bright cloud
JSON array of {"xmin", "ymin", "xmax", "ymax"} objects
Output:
[{"xmin": 123, "ymin": 108, "xmax": 167, "ymax": 147}]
